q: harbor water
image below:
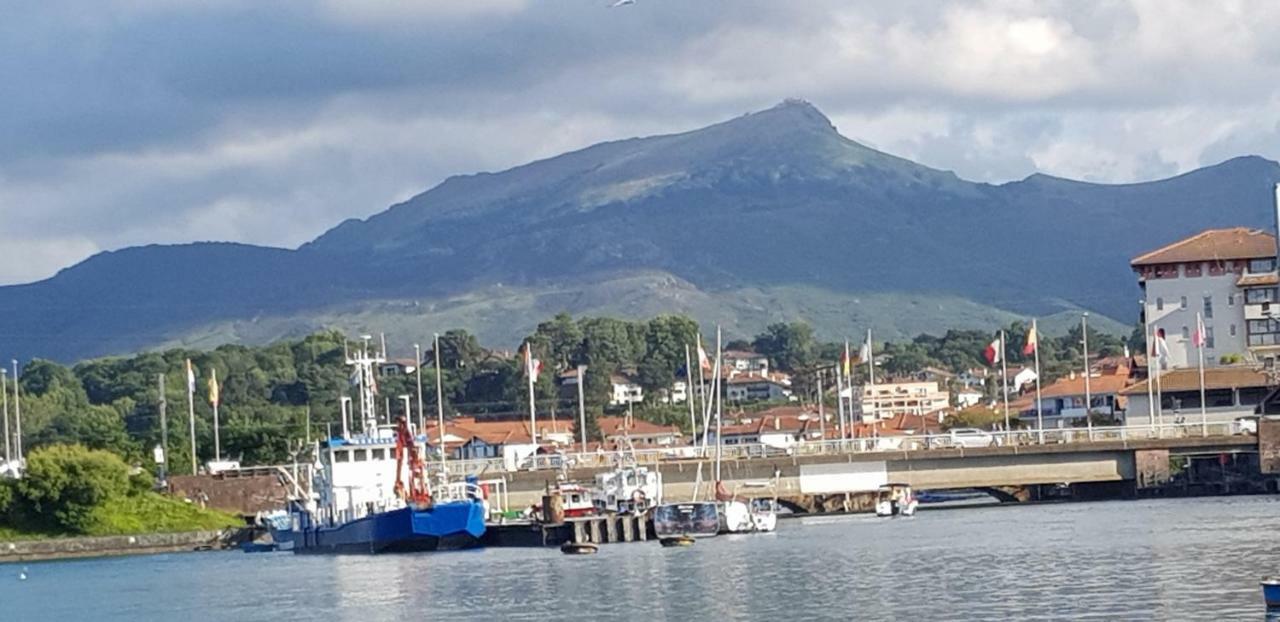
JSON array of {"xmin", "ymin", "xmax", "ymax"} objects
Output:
[{"xmin": 4, "ymin": 496, "xmax": 1279, "ymax": 620}]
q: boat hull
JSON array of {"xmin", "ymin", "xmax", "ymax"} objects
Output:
[
  {"xmin": 653, "ymin": 502, "xmax": 719, "ymax": 538},
  {"xmin": 290, "ymin": 501, "xmax": 486, "ymax": 554}
]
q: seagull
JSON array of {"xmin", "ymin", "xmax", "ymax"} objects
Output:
[{"xmin": 610, "ymin": 0, "xmax": 635, "ymax": 6}]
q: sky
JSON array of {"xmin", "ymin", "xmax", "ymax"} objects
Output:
[{"xmin": 4, "ymin": 0, "xmax": 1280, "ymax": 285}]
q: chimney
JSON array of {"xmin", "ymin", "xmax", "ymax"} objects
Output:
[
  {"xmin": 1069, "ymin": 370, "xmax": 1077, "ymax": 380},
  {"xmin": 774, "ymin": 416, "xmax": 781, "ymax": 431}
]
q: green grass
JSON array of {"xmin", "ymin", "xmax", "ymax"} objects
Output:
[
  {"xmin": 85, "ymin": 492, "xmax": 241, "ymax": 536},
  {"xmin": 0, "ymin": 493, "xmax": 241, "ymax": 541}
]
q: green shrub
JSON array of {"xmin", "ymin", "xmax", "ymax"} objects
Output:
[{"xmin": 16, "ymin": 444, "xmax": 130, "ymax": 533}]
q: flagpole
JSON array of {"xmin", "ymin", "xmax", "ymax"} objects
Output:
[
  {"xmin": 1, "ymin": 369, "xmax": 9, "ymax": 465},
  {"xmin": 1196, "ymin": 312, "xmax": 1208, "ymax": 437},
  {"xmin": 843, "ymin": 340, "xmax": 852, "ymax": 437},
  {"xmin": 11, "ymin": 360, "xmax": 21, "ymax": 464},
  {"xmin": 186, "ymin": 360, "xmax": 197, "ymax": 475},
  {"xmin": 525, "ymin": 343, "xmax": 538, "ymax": 446},
  {"xmin": 835, "ymin": 356, "xmax": 846, "ymax": 440},
  {"xmin": 1000, "ymin": 329, "xmax": 1010, "ymax": 433},
  {"xmin": 434, "ymin": 334, "xmax": 447, "ymax": 473},
  {"xmin": 866, "ymin": 329, "xmax": 876, "ymax": 425},
  {"xmin": 1032, "ymin": 319, "xmax": 1043, "ymax": 445},
  {"xmin": 1082, "ymin": 313, "xmax": 1093, "ymax": 440},
  {"xmin": 817, "ymin": 372, "xmax": 826, "ymax": 442},
  {"xmin": 684, "ymin": 345, "xmax": 697, "ymax": 443},
  {"xmin": 578, "ymin": 364, "xmax": 588, "ymax": 453},
  {"xmin": 414, "ymin": 343, "xmax": 425, "ymax": 434},
  {"xmin": 696, "ymin": 334, "xmax": 708, "ymax": 455},
  {"xmin": 1152, "ymin": 321, "xmax": 1162, "ymax": 432},
  {"xmin": 211, "ymin": 368, "xmax": 220, "ymax": 461}
]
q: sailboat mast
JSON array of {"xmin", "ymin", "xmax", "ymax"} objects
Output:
[{"xmin": 714, "ymin": 325, "xmax": 723, "ymax": 483}]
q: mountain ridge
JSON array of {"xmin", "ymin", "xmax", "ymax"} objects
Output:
[{"xmin": 4, "ymin": 101, "xmax": 1279, "ymax": 362}]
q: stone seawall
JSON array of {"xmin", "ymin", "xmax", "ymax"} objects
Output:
[{"xmin": 0, "ymin": 530, "xmax": 232, "ymax": 563}]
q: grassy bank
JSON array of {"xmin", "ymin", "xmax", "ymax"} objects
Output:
[{"xmin": 0, "ymin": 492, "xmax": 240, "ymax": 542}]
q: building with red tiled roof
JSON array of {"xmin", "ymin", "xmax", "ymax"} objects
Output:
[
  {"xmin": 711, "ymin": 405, "xmax": 826, "ymax": 448},
  {"xmin": 1019, "ymin": 368, "xmax": 1133, "ymax": 425},
  {"xmin": 1133, "ymin": 227, "xmax": 1279, "ymax": 370},
  {"xmin": 597, "ymin": 416, "xmax": 681, "ymax": 447}
]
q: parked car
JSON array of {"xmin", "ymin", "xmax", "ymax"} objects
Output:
[{"xmin": 946, "ymin": 428, "xmax": 1000, "ymax": 448}]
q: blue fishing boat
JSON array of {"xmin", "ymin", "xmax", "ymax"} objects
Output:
[{"xmin": 281, "ymin": 335, "xmax": 497, "ymax": 554}]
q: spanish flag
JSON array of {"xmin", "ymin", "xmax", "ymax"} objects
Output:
[{"xmin": 1022, "ymin": 321, "xmax": 1038, "ymax": 356}]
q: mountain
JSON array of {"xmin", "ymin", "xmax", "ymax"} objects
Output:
[{"xmin": 3, "ymin": 100, "xmax": 1279, "ymax": 362}]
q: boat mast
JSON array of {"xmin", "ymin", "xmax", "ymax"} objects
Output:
[
  {"xmin": 434, "ymin": 333, "xmax": 447, "ymax": 476},
  {"xmin": 346, "ymin": 334, "xmax": 385, "ymax": 435},
  {"xmin": 714, "ymin": 325, "xmax": 723, "ymax": 483}
]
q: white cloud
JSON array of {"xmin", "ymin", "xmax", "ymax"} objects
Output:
[{"xmin": 5, "ymin": 0, "xmax": 1280, "ymax": 284}]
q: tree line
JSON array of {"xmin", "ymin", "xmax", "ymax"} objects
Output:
[{"xmin": 4, "ymin": 313, "xmax": 1136, "ymax": 472}]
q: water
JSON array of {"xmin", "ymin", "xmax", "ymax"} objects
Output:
[{"xmin": 4, "ymin": 497, "xmax": 1279, "ymax": 621}]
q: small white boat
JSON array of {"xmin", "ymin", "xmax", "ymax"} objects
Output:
[{"xmin": 875, "ymin": 483, "xmax": 918, "ymax": 517}]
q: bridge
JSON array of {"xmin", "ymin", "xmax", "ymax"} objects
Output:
[{"xmin": 473, "ymin": 423, "xmax": 1264, "ymax": 512}]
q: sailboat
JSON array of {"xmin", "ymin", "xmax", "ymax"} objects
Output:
[
  {"xmin": 706, "ymin": 327, "xmax": 777, "ymax": 535},
  {"xmin": 653, "ymin": 334, "xmax": 722, "ymax": 544}
]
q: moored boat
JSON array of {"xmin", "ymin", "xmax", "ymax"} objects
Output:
[
  {"xmin": 875, "ymin": 483, "xmax": 918, "ymax": 517},
  {"xmin": 282, "ymin": 335, "xmax": 501, "ymax": 554}
]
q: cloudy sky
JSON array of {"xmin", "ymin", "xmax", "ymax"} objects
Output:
[{"xmin": 4, "ymin": 0, "xmax": 1280, "ymax": 285}]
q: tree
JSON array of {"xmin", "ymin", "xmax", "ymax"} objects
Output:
[
  {"xmin": 533, "ymin": 313, "xmax": 584, "ymax": 370},
  {"xmin": 15, "ymin": 444, "xmax": 130, "ymax": 533},
  {"xmin": 752, "ymin": 322, "xmax": 817, "ymax": 373}
]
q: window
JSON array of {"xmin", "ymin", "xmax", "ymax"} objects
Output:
[
  {"xmin": 1228, "ymin": 294, "xmax": 1236, "ymax": 306},
  {"xmin": 1182, "ymin": 326, "xmax": 1190, "ymax": 339},
  {"xmin": 1203, "ymin": 296, "xmax": 1213, "ymax": 319},
  {"xmin": 371, "ymin": 448, "xmax": 386, "ymax": 461},
  {"xmin": 1180, "ymin": 296, "xmax": 1188, "ymax": 310},
  {"xmin": 1249, "ymin": 319, "xmax": 1280, "ymax": 346},
  {"xmin": 1247, "ymin": 288, "xmax": 1278, "ymax": 304},
  {"xmin": 353, "ymin": 449, "xmax": 368, "ymax": 462},
  {"xmin": 334, "ymin": 450, "xmax": 350, "ymax": 463},
  {"xmin": 1231, "ymin": 324, "xmax": 1238, "ymax": 337},
  {"xmin": 1185, "ymin": 262, "xmax": 1203, "ymax": 277},
  {"xmin": 1206, "ymin": 326, "xmax": 1215, "ymax": 349},
  {"xmin": 1249, "ymin": 258, "xmax": 1277, "ymax": 273},
  {"xmin": 1156, "ymin": 297, "xmax": 1164, "ymax": 311}
]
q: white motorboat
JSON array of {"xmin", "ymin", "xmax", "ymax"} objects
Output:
[{"xmin": 875, "ymin": 483, "xmax": 918, "ymax": 517}]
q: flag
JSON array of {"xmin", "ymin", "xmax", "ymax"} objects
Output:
[
  {"xmin": 208, "ymin": 369, "xmax": 220, "ymax": 407},
  {"xmin": 185, "ymin": 359, "xmax": 196, "ymax": 394},
  {"xmin": 696, "ymin": 337, "xmax": 711, "ymax": 372},
  {"xmin": 984, "ymin": 338, "xmax": 1002, "ymax": 366},
  {"xmin": 524, "ymin": 343, "xmax": 543, "ymax": 383},
  {"xmin": 857, "ymin": 339, "xmax": 871, "ymax": 363},
  {"xmin": 1192, "ymin": 314, "xmax": 1206, "ymax": 348},
  {"xmin": 1022, "ymin": 323, "xmax": 1038, "ymax": 356},
  {"xmin": 840, "ymin": 350, "xmax": 851, "ymax": 377},
  {"xmin": 1150, "ymin": 328, "xmax": 1170, "ymax": 361}
]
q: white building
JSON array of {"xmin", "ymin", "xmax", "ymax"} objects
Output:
[
  {"xmin": 1133, "ymin": 227, "xmax": 1278, "ymax": 369},
  {"xmin": 722, "ymin": 350, "xmax": 769, "ymax": 374},
  {"xmin": 609, "ymin": 374, "xmax": 644, "ymax": 406},
  {"xmin": 850, "ymin": 380, "xmax": 950, "ymax": 423},
  {"xmin": 954, "ymin": 390, "xmax": 985, "ymax": 409}
]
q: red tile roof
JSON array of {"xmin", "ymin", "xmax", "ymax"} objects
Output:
[
  {"xmin": 1131, "ymin": 227, "xmax": 1276, "ymax": 266},
  {"xmin": 597, "ymin": 416, "xmax": 680, "ymax": 437}
]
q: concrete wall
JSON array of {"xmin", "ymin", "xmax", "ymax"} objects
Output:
[{"xmin": 0, "ymin": 530, "xmax": 227, "ymax": 563}]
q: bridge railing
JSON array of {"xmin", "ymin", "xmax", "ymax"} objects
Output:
[{"xmin": 435, "ymin": 421, "xmax": 1244, "ymax": 475}]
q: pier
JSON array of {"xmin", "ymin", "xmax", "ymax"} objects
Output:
[{"xmin": 484, "ymin": 514, "xmax": 654, "ymax": 548}]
